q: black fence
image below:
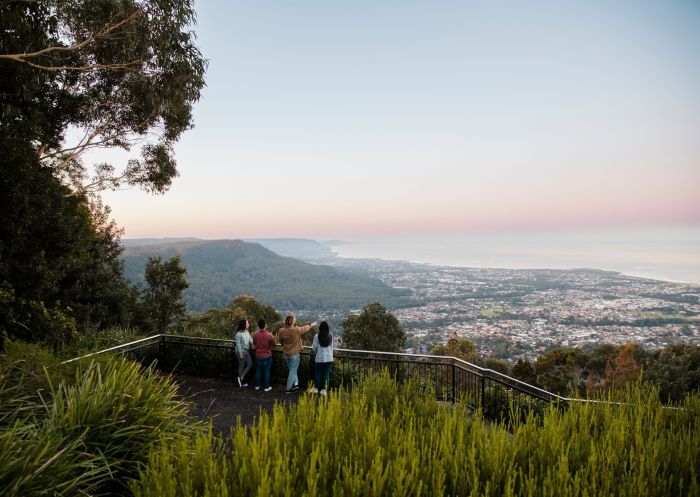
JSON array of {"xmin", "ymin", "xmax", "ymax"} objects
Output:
[{"xmin": 66, "ymin": 334, "xmax": 567, "ymax": 416}]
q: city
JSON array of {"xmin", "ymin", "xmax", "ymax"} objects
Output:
[{"xmin": 322, "ymin": 257, "xmax": 700, "ymax": 360}]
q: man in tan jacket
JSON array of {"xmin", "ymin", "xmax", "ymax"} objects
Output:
[{"xmin": 278, "ymin": 315, "xmax": 316, "ymax": 393}]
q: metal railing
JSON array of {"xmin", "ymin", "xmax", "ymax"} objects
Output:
[{"xmin": 66, "ymin": 334, "xmax": 570, "ymax": 416}]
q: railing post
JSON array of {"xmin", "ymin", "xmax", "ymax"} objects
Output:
[
  {"xmin": 481, "ymin": 374, "xmax": 486, "ymax": 410},
  {"xmin": 159, "ymin": 335, "xmax": 166, "ymax": 369},
  {"xmin": 451, "ymin": 361, "xmax": 456, "ymax": 403}
]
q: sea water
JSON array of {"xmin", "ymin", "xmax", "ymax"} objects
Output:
[{"xmin": 329, "ymin": 225, "xmax": 700, "ymax": 285}]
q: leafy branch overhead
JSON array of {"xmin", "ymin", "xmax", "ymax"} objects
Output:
[{"xmin": 0, "ymin": 0, "xmax": 207, "ymax": 194}]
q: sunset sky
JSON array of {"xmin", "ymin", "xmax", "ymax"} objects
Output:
[{"xmin": 97, "ymin": 0, "xmax": 700, "ymax": 239}]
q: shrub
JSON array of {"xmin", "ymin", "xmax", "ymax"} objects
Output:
[
  {"xmin": 131, "ymin": 375, "xmax": 700, "ymax": 497},
  {"xmin": 1, "ymin": 347, "xmax": 201, "ymax": 497},
  {"xmin": 0, "ymin": 418, "xmax": 107, "ymax": 497},
  {"xmin": 45, "ymin": 357, "xmax": 201, "ymax": 494}
]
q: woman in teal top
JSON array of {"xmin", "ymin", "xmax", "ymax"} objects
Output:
[{"xmin": 234, "ymin": 318, "xmax": 253, "ymax": 387}]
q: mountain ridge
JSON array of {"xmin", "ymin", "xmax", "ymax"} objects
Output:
[{"xmin": 121, "ymin": 239, "xmax": 411, "ymax": 312}]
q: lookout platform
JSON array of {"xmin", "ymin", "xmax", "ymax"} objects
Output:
[{"xmin": 175, "ymin": 375, "xmax": 301, "ymax": 432}]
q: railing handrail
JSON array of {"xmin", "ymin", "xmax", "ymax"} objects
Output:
[
  {"xmin": 62, "ymin": 334, "xmax": 163, "ymax": 364},
  {"xmin": 63, "ymin": 333, "xmax": 570, "ymax": 404}
]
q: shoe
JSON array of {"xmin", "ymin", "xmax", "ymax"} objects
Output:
[
  {"xmin": 264, "ymin": 386, "xmax": 272, "ymax": 392},
  {"xmin": 237, "ymin": 377, "xmax": 242, "ymax": 387},
  {"xmin": 255, "ymin": 386, "xmax": 260, "ymax": 390},
  {"xmin": 311, "ymin": 387, "xmax": 318, "ymax": 394},
  {"xmin": 320, "ymin": 389, "xmax": 327, "ymax": 396},
  {"xmin": 290, "ymin": 385, "xmax": 299, "ymax": 392},
  {"xmin": 241, "ymin": 383, "xmax": 248, "ymax": 387}
]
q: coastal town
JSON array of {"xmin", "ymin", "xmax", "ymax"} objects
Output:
[{"xmin": 323, "ymin": 258, "xmax": 700, "ymax": 360}]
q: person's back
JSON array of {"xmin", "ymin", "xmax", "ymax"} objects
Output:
[
  {"xmin": 253, "ymin": 327, "xmax": 276, "ymax": 359},
  {"xmin": 254, "ymin": 320, "xmax": 276, "ymax": 392},
  {"xmin": 312, "ymin": 321, "xmax": 333, "ymax": 395},
  {"xmin": 278, "ymin": 322, "xmax": 314, "ymax": 357},
  {"xmin": 278, "ymin": 315, "xmax": 316, "ymax": 393}
]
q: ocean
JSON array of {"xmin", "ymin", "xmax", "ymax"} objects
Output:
[{"xmin": 329, "ymin": 226, "xmax": 700, "ymax": 285}]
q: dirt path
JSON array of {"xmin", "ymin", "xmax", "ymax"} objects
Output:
[{"xmin": 174, "ymin": 375, "xmax": 301, "ymax": 432}]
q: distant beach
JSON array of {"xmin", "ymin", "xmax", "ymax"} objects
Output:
[{"xmin": 329, "ymin": 227, "xmax": 700, "ymax": 285}]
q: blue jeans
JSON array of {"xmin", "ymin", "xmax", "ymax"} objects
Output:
[
  {"xmin": 284, "ymin": 354, "xmax": 300, "ymax": 390},
  {"xmin": 314, "ymin": 362, "xmax": 332, "ymax": 391},
  {"xmin": 256, "ymin": 357, "xmax": 272, "ymax": 389},
  {"xmin": 237, "ymin": 350, "xmax": 252, "ymax": 379}
]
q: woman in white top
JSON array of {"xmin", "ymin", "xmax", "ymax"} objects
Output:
[
  {"xmin": 312, "ymin": 321, "xmax": 333, "ymax": 395},
  {"xmin": 234, "ymin": 318, "xmax": 253, "ymax": 387}
]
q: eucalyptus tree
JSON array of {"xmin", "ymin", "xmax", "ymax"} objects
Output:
[{"xmin": 1, "ymin": 0, "xmax": 207, "ymax": 193}]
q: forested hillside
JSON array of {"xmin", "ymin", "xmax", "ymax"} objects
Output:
[{"xmin": 122, "ymin": 240, "xmax": 411, "ymax": 312}]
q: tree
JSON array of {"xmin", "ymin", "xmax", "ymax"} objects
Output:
[
  {"xmin": 1, "ymin": 0, "xmax": 206, "ymax": 194},
  {"xmin": 534, "ymin": 348, "xmax": 587, "ymax": 395},
  {"xmin": 603, "ymin": 342, "xmax": 644, "ymax": 388},
  {"xmin": 0, "ymin": 149, "xmax": 136, "ymax": 346},
  {"xmin": 229, "ymin": 295, "xmax": 281, "ymax": 331},
  {"xmin": 431, "ymin": 334, "xmax": 479, "ymax": 363},
  {"xmin": 143, "ymin": 256, "xmax": 188, "ymax": 332},
  {"xmin": 183, "ymin": 295, "xmax": 281, "ymax": 339},
  {"xmin": 647, "ymin": 343, "xmax": 700, "ymax": 402},
  {"xmin": 511, "ymin": 358, "xmax": 538, "ymax": 386},
  {"xmin": 342, "ymin": 302, "xmax": 406, "ymax": 352}
]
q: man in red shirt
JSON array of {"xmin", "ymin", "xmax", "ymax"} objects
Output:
[{"xmin": 253, "ymin": 319, "xmax": 277, "ymax": 392}]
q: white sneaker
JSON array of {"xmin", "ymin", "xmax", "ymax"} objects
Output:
[
  {"xmin": 237, "ymin": 377, "xmax": 242, "ymax": 387},
  {"xmin": 241, "ymin": 383, "xmax": 248, "ymax": 387},
  {"xmin": 311, "ymin": 387, "xmax": 319, "ymax": 394},
  {"xmin": 255, "ymin": 386, "xmax": 260, "ymax": 390},
  {"xmin": 264, "ymin": 386, "xmax": 272, "ymax": 392},
  {"xmin": 320, "ymin": 389, "xmax": 327, "ymax": 396}
]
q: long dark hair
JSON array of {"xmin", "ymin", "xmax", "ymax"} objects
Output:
[
  {"xmin": 318, "ymin": 321, "xmax": 332, "ymax": 347},
  {"xmin": 235, "ymin": 319, "xmax": 248, "ymax": 333}
]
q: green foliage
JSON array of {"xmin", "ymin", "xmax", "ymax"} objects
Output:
[
  {"xmin": 0, "ymin": 287, "xmax": 77, "ymax": 351},
  {"xmin": 45, "ymin": 358, "xmax": 199, "ymax": 494},
  {"xmin": 342, "ymin": 302, "xmax": 406, "ymax": 352},
  {"xmin": 0, "ymin": 0, "xmax": 206, "ymax": 194},
  {"xmin": 0, "ymin": 419, "xmax": 107, "ymax": 497},
  {"xmin": 64, "ymin": 326, "xmax": 146, "ymax": 358},
  {"xmin": 534, "ymin": 347, "xmax": 587, "ymax": 394},
  {"xmin": 0, "ymin": 346, "xmax": 200, "ymax": 496},
  {"xmin": 431, "ymin": 335, "xmax": 478, "ymax": 363},
  {"xmin": 182, "ymin": 295, "xmax": 281, "ymax": 339},
  {"xmin": 142, "ymin": 255, "xmax": 189, "ymax": 332},
  {"xmin": 646, "ymin": 343, "xmax": 700, "ymax": 402},
  {"xmin": 0, "ymin": 152, "xmax": 135, "ymax": 345},
  {"xmin": 131, "ymin": 375, "xmax": 700, "ymax": 497},
  {"xmin": 512, "ymin": 342, "xmax": 700, "ymax": 402}
]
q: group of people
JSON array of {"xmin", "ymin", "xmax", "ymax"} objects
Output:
[{"xmin": 233, "ymin": 315, "xmax": 334, "ymax": 395}]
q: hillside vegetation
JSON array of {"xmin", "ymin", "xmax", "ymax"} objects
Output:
[{"xmin": 122, "ymin": 239, "xmax": 411, "ymax": 312}]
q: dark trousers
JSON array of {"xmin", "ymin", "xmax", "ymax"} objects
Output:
[
  {"xmin": 256, "ymin": 357, "xmax": 272, "ymax": 388},
  {"xmin": 314, "ymin": 361, "xmax": 332, "ymax": 390}
]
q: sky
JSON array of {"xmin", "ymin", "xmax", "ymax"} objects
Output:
[{"xmin": 97, "ymin": 0, "xmax": 700, "ymax": 240}]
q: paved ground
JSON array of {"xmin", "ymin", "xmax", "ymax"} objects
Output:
[{"xmin": 174, "ymin": 374, "xmax": 302, "ymax": 432}]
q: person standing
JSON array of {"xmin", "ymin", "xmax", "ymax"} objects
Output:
[
  {"xmin": 277, "ymin": 315, "xmax": 316, "ymax": 393},
  {"xmin": 253, "ymin": 319, "xmax": 276, "ymax": 392},
  {"xmin": 312, "ymin": 321, "xmax": 334, "ymax": 395},
  {"xmin": 234, "ymin": 318, "xmax": 253, "ymax": 387}
]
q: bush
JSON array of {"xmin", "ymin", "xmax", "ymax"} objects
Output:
[
  {"xmin": 0, "ymin": 418, "xmax": 107, "ymax": 497},
  {"xmin": 0, "ymin": 348, "xmax": 201, "ymax": 496},
  {"xmin": 131, "ymin": 375, "xmax": 700, "ymax": 497},
  {"xmin": 45, "ymin": 358, "xmax": 201, "ymax": 494}
]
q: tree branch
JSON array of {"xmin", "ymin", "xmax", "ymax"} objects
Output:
[{"xmin": 0, "ymin": 9, "xmax": 143, "ymax": 63}]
